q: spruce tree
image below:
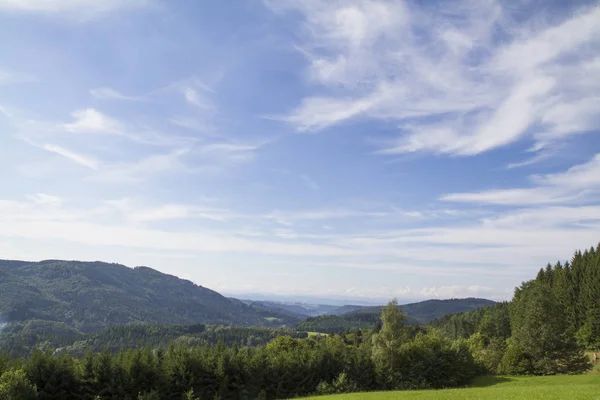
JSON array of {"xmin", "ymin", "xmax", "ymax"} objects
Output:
[{"xmin": 508, "ymin": 283, "xmax": 590, "ymax": 374}]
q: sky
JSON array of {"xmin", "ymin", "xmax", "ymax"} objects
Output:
[{"xmin": 1, "ymin": 0, "xmax": 600, "ymax": 303}]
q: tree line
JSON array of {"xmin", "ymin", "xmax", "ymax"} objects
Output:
[
  {"xmin": 432, "ymin": 243, "xmax": 599, "ymax": 375},
  {"xmin": 0, "ymin": 307, "xmax": 478, "ymax": 399}
]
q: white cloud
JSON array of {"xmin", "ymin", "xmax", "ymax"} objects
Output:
[
  {"xmin": 104, "ymin": 198, "xmax": 242, "ymax": 223},
  {"xmin": 0, "ymin": 196, "xmax": 349, "ymax": 257},
  {"xmin": 90, "ymin": 87, "xmax": 146, "ymax": 101},
  {"xmin": 42, "ymin": 144, "xmax": 99, "ymax": 169},
  {"xmin": 0, "ymin": 104, "xmax": 12, "ymax": 118},
  {"xmin": 86, "ymin": 140, "xmax": 258, "ymax": 184},
  {"xmin": 169, "ymin": 117, "xmax": 220, "ymax": 137},
  {"xmin": 196, "ymin": 142, "xmax": 258, "ymax": 164},
  {"xmin": 90, "ymin": 149, "xmax": 189, "ymax": 183},
  {"xmin": 266, "ymin": 208, "xmax": 387, "ymax": 226},
  {"xmin": 506, "ymin": 150, "xmax": 555, "ymax": 170},
  {"xmin": 0, "ymin": 0, "xmax": 149, "ymax": 17},
  {"xmin": 45, "ymin": 107, "xmax": 197, "ymax": 148},
  {"xmin": 442, "ymin": 153, "xmax": 600, "ymax": 205},
  {"xmin": 269, "ymin": 1, "xmax": 600, "ymax": 157},
  {"xmin": 419, "ymin": 285, "xmax": 501, "ymax": 300},
  {"xmin": 184, "ymin": 87, "xmax": 214, "ymax": 110},
  {"xmin": 63, "ymin": 108, "xmax": 123, "ymax": 134}
]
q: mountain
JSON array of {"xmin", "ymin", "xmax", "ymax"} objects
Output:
[
  {"xmin": 0, "ymin": 259, "xmax": 292, "ymax": 335},
  {"xmin": 0, "ymin": 258, "xmax": 496, "ymax": 348},
  {"xmin": 342, "ymin": 298, "xmax": 497, "ymax": 323},
  {"xmin": 242, "ymin": 300, "xmax": 340, "ymax": 317},
  {"xmin": 296, "ymin": 298, "xmax": 496, "ymax": 333}
]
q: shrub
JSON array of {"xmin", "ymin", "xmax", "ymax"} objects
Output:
[{"xmin": 0, "ymin": 369, "xmax": 37, "ymax": 400}]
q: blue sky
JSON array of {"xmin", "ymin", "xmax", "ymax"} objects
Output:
[{"xmin": 1, "ymin": 0, "xmax": 600, "ymax": 302}]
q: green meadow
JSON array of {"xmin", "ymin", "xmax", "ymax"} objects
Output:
[{"xmin": 299, "ymin": 375, "xmax": 600, "ymax": 400}]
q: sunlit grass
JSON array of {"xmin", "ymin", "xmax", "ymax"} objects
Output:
[{"xmin": 299, "ymin": 375, "xmax": 600, "ymax": 400}]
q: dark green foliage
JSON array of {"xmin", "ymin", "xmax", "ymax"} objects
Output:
[
  {"xmin": 468, "ymin": 333, "xmax": 506, "ymax": 374},
  {"xmin": 0, "ymin": 260, "xmax": 297, "ymax": 355},
  {"xmin": 432, "ymin": 242, "xmax": 600, "ymax": 376},
  {"xmin": 371, "ymin": 300, "xmax": 406, "ymax": 387},
  {"xmin": 497, "ymin": 245, "xmax": 599, "ymax": 374},
  {"xmin": 47, "ymin": 324, "xmax": 306, "ymax": 357},
  {"xmin": 429, "ymin": 302, "xmax": 511, "ymax": 341},
  {"xmin": 500, "ymin": 282, "xmax": 590, "ymax": 375},
  {"xmin": 393, "ymin": 332, "xmax": 478, "ymax": 390},
  {"xmin": 296, "ymin": 314, "xmax": 383, "ymax": 334},
  {"xmin": 0, "ymin": 327, "xmax": 480, "ymax": 399},
  {"xmin": 370, "ymin": 300, "xmax": 478, "ymax": 390},
  {"xmin": 0, "ymin": 369, "xmax": 37, "ymax": 400}
]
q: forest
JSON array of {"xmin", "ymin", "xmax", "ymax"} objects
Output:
[{"xmin": 0, "ymin": 243, "xmax": 598, "ymax": 399}]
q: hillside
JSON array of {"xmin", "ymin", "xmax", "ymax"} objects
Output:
[
  {"xmin": 349, "ymin": 298, "xmax": 496, "ymax": 322},
  {"xmin": 243, "ymin": 300, "xmax": 341, "ymax": 317},
  {"xmin": 296, "ymin": 298, "xmax": 495, "ymax": 333},
  {"xmin": 0, "ymin": 259, "xmax": 292, "ymax": 336},
  {"xmin": 0, "ymin": 258, "xmax": 498, "ymax": 355}
]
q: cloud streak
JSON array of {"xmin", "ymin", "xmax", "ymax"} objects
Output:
[
  {"xmin": 0, "ymin": 0, "xmax": 150, "ymax": 17},
  {"xmin": 442, "ymin": 154, "xmax": 600, "ymax": 205},
  {"xmin": 42, "ymin": 144, "xmax": 99, "ymax": 169},
  {"xmin": 90, "ymin": 88, "xmax": 147, "ymax": 102},
  {"xmin": 268, "ymin": 1, "xmax": 600, "ymax": 160}
]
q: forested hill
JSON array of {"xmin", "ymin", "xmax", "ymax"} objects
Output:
[
  {"xmin": 0, "ymin": 259, "xmax": 290, "ymax": 333},
  {"xmin": 341, "ymin": 298, "xmax": 496, "ymax": 322},
  {"xmin": 0, "ymin": 259, "xmax": 498, "ymax": 338},
  {"xmin": 296, "ymin": 298, "xmax": 495, "ymax": 333},
  {"xmin": 431, "ymin": 243, "xmax": 600, "ymax": 351}
]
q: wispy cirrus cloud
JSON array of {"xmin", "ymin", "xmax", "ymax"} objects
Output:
[
  {"xmin": 0, "ymin": 0, "xmax": 150, "ymax": 17},
  {"xmin": 42, "ymin": 144, "xmax": 99, "ymax": 170},
  {"xmin": 62, "ymin": 108, "xmax": 123, "ymax": 134},
  {"xmin": 88, "ymin": 148, "xmax": 197, "ymax": 184},
  {"xmin": 90, "ymin": 87, "xmax": 147, "ymax": 102},
  {"xmin": 87, "ymin": 140, "xmax": 261, "ymax": 184},
  {"xmin": 267, "ymin": 1, "xmax": 600, "ymax": 161},
  {"xmin": 102, "ymin": 198, "xmax": 233, "ymax": 223},
  {"xmin": 12, "ymin": 74, "xmax": 262, "ymax": 182},
  {"xmin": 442, "ymin": 153, "xmax": 600, "ymax": 205}
]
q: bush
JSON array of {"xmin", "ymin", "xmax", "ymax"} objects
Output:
[
  {"xmin": 498, "ymin": 340, "xmax": 533, "ymax": 375},
  {"xmin": 390, "ymin": 331, "xmax": 478, "ymax": 390},
  {"xmin": 0, "ymin": 369, "xmax": 37, "ymax": 400},
  {"xmin": 468, "ymin": 333, "xmax": 507, "ymax": 374},
  {"xmin": 315, "ymin": 372, "xmax": 358, "ymax": 395}
]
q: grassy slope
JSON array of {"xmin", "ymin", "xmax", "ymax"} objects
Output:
[{"xmin": 300, "ymin": 375, "xmax": 600, "ymax": 400}]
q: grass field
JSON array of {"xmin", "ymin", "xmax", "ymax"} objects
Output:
[{"xmin": 300, "ymin": 375, "xmax": 600, "ymax": 400}]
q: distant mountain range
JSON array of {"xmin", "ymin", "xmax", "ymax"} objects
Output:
[
  {"xmin": 294, "ymin": 298, "xmax": 496, "ymax": 333},
  {"xmin": 0, "ymin": 259, "xmax": 495, "ymax": 340},
  {"xmin": 239, "ymin": 300, "xmax": 341, "ymax": 317}
]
